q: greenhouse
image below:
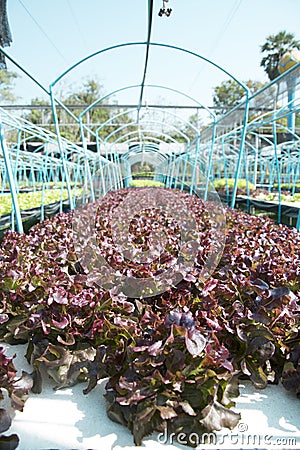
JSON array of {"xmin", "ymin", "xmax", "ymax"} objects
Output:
[{"xmin": 0, "ymin": 1, "xmax": 300, "ymax": 449}]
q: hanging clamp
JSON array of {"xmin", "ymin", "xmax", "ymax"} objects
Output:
[{"xmin": 158, "ymin": 0, "xmax": 172, "ymax": 17}]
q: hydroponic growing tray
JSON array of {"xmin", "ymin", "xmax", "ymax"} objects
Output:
[{"xmin": 2, "ymin": 343, "xmax": 300, "ymax": 450}]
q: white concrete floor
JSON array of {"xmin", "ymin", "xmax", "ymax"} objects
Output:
[{"xmin": 1, "ymin": 343, "xmax": 299, "ymax": 450}]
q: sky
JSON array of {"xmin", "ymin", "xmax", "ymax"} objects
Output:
[{"xmin": 4, "ymin": 0, "xmax": 300, "ymax": 114}]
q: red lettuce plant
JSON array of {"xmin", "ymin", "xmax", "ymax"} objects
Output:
[
  {"xmin": 0, "ymin": 346, "xmax": 33, "ymax": 449},
  {"xmin": 0, "ymin": 188, "xmax": 299, "ymax": 447},
  {"xmin": 84, "ymin": 306, "xmax": 241, "ymax": 445}
]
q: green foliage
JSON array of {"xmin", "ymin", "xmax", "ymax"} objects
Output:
[
  {"xmin": 213, "ymin": 80, "xmax": 267, "ymax": 116},
  {"xmin": 22, "ymin": 77, "xmax": 136, "ymax": 143},
  {"xmin": 0, "ymin": 188, "xmax": 82, "ymax": 216},
  {"xmin": 129, "ymin": 180, "xmax": 165, "ymax": 188},
  {"xmin": 131, "ymin": 172, "xmax": 155, "ymax": 178},
  {"xmin": 131, "ymin": 162, "xmax": 154, "ymax": 174},
  {"xmin": 260, "ymin": 30, "xmax": 300, "ymax": 81},
  {"xmin": 167, "ymin": 113, "xmax": 201, "ymax": 142},
  {"xmin": 254, "ymin": 191, "xmax": 300, "ymax": 204},
  {"xmin": 57, "ymin": 77, "xmax": 109, "ymax": 141},
  {"xmin": 66, "ymin": 78, "xmax": 102, "ymax": 105},
  {"xmin": 23, "ymin": 98, "xmax": 53, "ymax": 127},
  {"xmin": 213, "ymin": 80, "xmax": 245, "ymax": 115},
  {"xmin": 214, "ymin": 180, "xmax": 300, "ymax": 203},
  {"xmin": 0, "ymin": 70, "xmax": 18, "ymax": 103},
  {"xmin": 214, "ymin": 178, "xmax": 255, "ymax": 192},
  {"xmin": 274, "ymin": 182, "xmax": 300, "ymax": 192}
]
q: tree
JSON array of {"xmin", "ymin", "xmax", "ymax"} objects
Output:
[
  {"xmin": 213, "ymin": 80, "xmax": 245, "ymax": 115},
  {"xmin": 24, "ymin": 97, "xmax": 52, "ymax": 127},
  {"xmin": 64, "ymin": 78, "xmax": 103, "ymax": 106},
  {"xmin": 59, "ymin": 77, "xmax": 111, "ymax": 141},
  {"xmin": 24, "ymin": 78, "xmax": 137, "ymax": 144},
  {"xmin": 213, "ymin": 79, "xmax": 267, "ymax": 116},
  {"xmin": 0, "ymin": 70, "xmax": 18, "ymax": 103},
  {"xmin": 260, "ymin": 30, "xmax": 300, "ymax": 81}
]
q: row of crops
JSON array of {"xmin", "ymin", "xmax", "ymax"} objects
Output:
[
  {"xmin": 0, "ymin": 189, "xmax": 81, "ymax": 216},
  {"xmin": 1, "ymin": 174, "xmax": 299, "ymax": 232},
  {"xmin": 0, "ymin": 107, "xmax": 124, "ymax": 235},
  {"xmin": 1, "ymin": 65, "xmax": 300, "ymax": 233},
  {"xmin": 0, "ymin": 44, "xmax": 299, "ymax": 449},
  {"xmin": 0, "ymin": 187, "xmax": 299, "ymax": 447}
]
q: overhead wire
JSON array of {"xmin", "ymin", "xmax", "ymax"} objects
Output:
[
  {"xmin": 137, "ymin": 0, "xmax": 154, "ymax": 111},
  {"xmin": 207, "ymin": 0, "xmax": 244, "ymax": 58},
  {"xmin": 66, "ymin": 0, "xmax": 89, "ymax": 54},
  {"xmin": 137, "ymin": 0, "xmax": 154, "ymax": 150},
  {"xmin": 188, "ymin": 0, "xmax": 244, "ymax": 92},
  {"xmin": 17, "ymin": 0, "xmax": 70, "ymax": 64}
]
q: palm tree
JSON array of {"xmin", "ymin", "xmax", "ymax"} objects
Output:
[{"xmin": 260, "ymin": 30, "xmax": 300, "ymax": 81}]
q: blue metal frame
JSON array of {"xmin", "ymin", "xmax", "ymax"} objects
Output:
[{"xmin": 1, "ymin": 30, "xmax": 299, "ymax": 232}]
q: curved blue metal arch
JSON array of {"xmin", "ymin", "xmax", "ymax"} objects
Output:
[
  {"xmin": 49, "ymin": 41, "xmax": 249, "ymax": 94},
  {"xmin": 79, "ymin": 83, "xmax": 216, "ymax": 125},
  {"xmin": 49, "ymin": 41, "xmax": 250, "ymax": 206}
]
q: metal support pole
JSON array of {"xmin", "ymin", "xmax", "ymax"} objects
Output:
[
  {"xmin": 0, "ymin": 120, "xmax": 23, "ymax": 233},
  {"xmin": 272, "ymin": 120, "xmax": 282, "ymax": 224},
  {"xmin": 50, "ymin": 87, "xmax": 74, "ymax": 209},
  {"xmin": 204, "ymin": 117, "xmax": 217, "ymax": 201},
  {"xmin": 296, "ymin": 208, "xmax": 300, "ymax": 230},
  {"xmin": 230, "ymin": 94, "xmax": 250, "ymax": 209},
  {"xmin": 190, "ymin": 136, "xmax": 200, "ymax": 195},
  {"xmin": 287, "ymin": 78, "xmax": 296, "ymax": 133}
]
